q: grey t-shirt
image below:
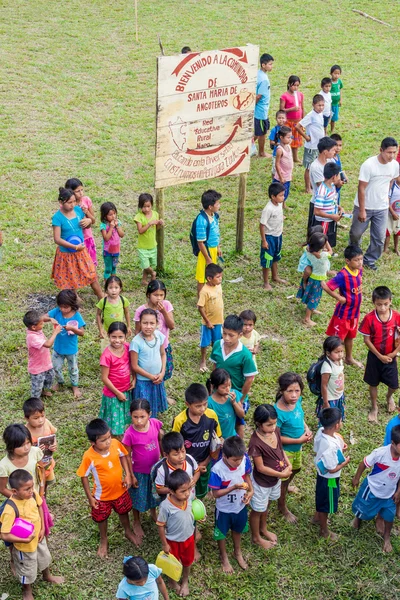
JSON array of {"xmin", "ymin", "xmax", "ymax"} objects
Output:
[{"xmin": 157, "ymin": 496, "xmax": 194, "ymax": 542}]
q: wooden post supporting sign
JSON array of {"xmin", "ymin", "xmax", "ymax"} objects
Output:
[
  {"xmin": 236, "ymin": 173, "xmax": 247, "ymax": 252},
  {"xmin": 156, "ymin": 188, "xmax": 165, "ymax": 272}
]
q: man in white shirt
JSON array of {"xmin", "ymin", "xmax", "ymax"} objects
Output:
[{"xmin": 349, "ymin": 138, "xmax": 399, "ymax": 270}]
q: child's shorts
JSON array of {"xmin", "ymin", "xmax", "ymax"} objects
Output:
[
  {"xmin": 283, "ymin": 449, "xmax": 302, "ymax": 477},
  {"xmin": 260, "ymin": 235, "xmax": 282, "ymax": 269},
  {"xmin": 254, "ymin": 118, "xmax": 270, "ymax": 137},
  {"xmin": 196, "ymin": 246, "xmax": 218, "ymax": 283},
  {"xmin": 195, "ymin": 462, "xmax": 211, "ymax": 499},
  {"xmin": 12, "ymin": 538, "xmax": 51, "ymax": 585},
  {"xmin": 363, "ymin": 351, "xmax": 399, "ymax": 389},
  {"xmin": 250, "ymin": 477, "xmax": 281, "ymax": 512},
  {"xmin": 386, "ymin": 212, "xmax": 400, "ymax": 236},
  {"xmin": 352, "ymin": 478, "xmax": 396, "ymax": 522},
  {"xmin": 323, "ymin": 115, "xmax": 331, "ymax": 128},
  {"xmin": 168, "ymin": 534, "xmax": 195, "ymax": 567},
  {"xmin": 272, "ymin": 178, "xmax": 291, "ymax": 201},
  {"xmin": 138, "ymin": 247, "xmax": 157, "ymax": 270},
  {"xmin": 331, "ymin": 105, "xmax": 340, "ymax": 122},
  {"xmin": 236, "ymin": 394, "xmax": 250, "ymax": 427},
  {"xmin": 315, "ymin": 473, "xmax": 340, "ymax": 514},
  {"xmin": 214, "ymin": 506, "xmax": 248, "ymax": 540},
  {"xmin": 326, "ymin": 315, "xmax": 359, "ymax": 341},
  {"xmin": 303, "ymin": 147, "xmax": 319, "ymax": 168},
  {"xmin": 91, "ymin": 490, "xmax": 132, "ymax": 523},
  {"xmin": 199, "ymin": 324, "xmax": 222, "ymax": 348}
]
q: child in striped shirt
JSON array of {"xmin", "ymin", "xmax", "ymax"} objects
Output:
[{"xmin": 313, "ymin": 162, "xmax": 343, "ymax": 248}]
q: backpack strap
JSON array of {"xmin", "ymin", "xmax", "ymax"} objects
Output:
[
  {"xmin": 186, "ymin": 455, "xmax": 195, "ymax": 471},
  {"xmin": 1, "ymin": 498, "xmax": 19, "ymax": 519},
  {"xmin": 101, "ymin": 296, "xmax": 107, "ymax": 324}
]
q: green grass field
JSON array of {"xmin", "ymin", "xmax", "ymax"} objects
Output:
[{"xmin": 1, "ymin": 0, "xmax": 400, "ymax": 598}]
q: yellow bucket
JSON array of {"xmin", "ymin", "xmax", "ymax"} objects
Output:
[{"xmin": 155, "ymin": 551, "xmax": 183, "ymax": 582}]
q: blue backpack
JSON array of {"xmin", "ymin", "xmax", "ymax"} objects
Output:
[{"xmin": 189, "ymin": 210, "xmax": 219, "ymax": 257}]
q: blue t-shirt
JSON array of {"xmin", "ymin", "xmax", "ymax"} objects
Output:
[
  {"xmin": 269, "ymin": 125, "xmax": 280, "ymax": 156},
  {"xmin": 254, "ymin": 70, "xmax": 270, "ymax": 120},
  {"xmin": 207, "ymin": 389, "xmax": 242, "ymax": 439},
  {"xmin": 51, "ymin": 206, "xmax": 85, "ymax": 253},
  {"xmin": 195, "ymin": 212, "xmax": 220, "ymax": 248},
  {"xmin": 129, "ymin": 330, "xmax": 165, "ymax": 381},
  {"xmin": 116, "ymin": 564, "xmax": 162, "ymax": 599},
  {"xmin": 384, "ymin": 414, "xmax": 400, "ymax": 446},
  {"xmin": 274, "ymin": 397, "xmax": 305, "ymax": 452},
  {"xmin": 48, "ymin": 308, "xmax": 86, "ymax": 355}
]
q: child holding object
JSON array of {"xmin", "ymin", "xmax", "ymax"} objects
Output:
[
  {"xmin": 65, "ymin": 177, "xmax": 97, "ymax": 265},
  {"xmin": 100, "ymin": 201, "xmax": 124, "ymax": 280},
  {"xmin": 134, "ymin": 193, "xmax": 164, "ymax": 286},
  {"xmin": 116, "ymin": 555, "xmax": 169, "ymax": 600}
]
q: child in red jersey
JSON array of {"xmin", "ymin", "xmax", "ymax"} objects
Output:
[
  {"xmin": 359, "ymin": 286, "xmax": 400, "ymax": 423},
  {"xmin": 321, "ymin": 245, "xmax": 363, "ymax": 368}
]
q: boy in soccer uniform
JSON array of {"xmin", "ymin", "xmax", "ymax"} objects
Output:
[
  {"xmin": 359, "ymin": 286, "xmax": 400, "ymax": 423},
  {"xmin": 321, "ymin": 245, "xmax": 363, "ymax": 368},
  {"xmin": 209, "ymin": 437, "xmax": 253, "ymax": 574},
  {"xmin": 154, "ymin": 432, "xmax": 200, "ymax": 499}
]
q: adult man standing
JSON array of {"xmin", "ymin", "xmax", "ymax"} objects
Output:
[
  {"xmin": 254, "ymin": 53, "xmax": 274, "ymax": 158},
  {"xmin": 350, "ymin": 138, "xmax": 399, "ymax": 270}
]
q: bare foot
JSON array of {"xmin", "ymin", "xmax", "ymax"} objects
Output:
[
  {"xmin": 167, "ymin": 396, "xmax": 176, "ymax": 406},
  {"xmin": 234, "ymin": 551, "xmax": 248, "ymax": 570},
  {"xmin": 368, "ymin": 409, "xmax": 378, "ymax": 423},
  {"xmin": 351, "ymin": 518, "xmax": 361, "ymax": 530},
  {"xmin": 221, "ymin": 556, "xmax": 234, "ymax": 574},
  {"xmin": 303, "ymin": 318, "xmax": 317, "ymax": 327},
  {"xmin": 252, "ymin": 536, "xmax": 277, "ymax": 550},
  {"xmin": 133, "ymin": 521, "xmax": 145, "ymax": 542},
  {"xmin": 305, "ymin": 189, "xmax": 312, "ymax": 194},
  {"xmin": 51, "ymin": 383, "xmax": 60, "ymax": 392},
  {"xmin": 97, "ymin": 540, "xmax": 108, "ymax": 558},
  {"xmin": 320, "ymin": 530, "xmax": 339, "ymax": 541},
  {"xmin": 179, "ymin": 582, "xmax": 190, "ymax": 597},
  {"xmin": 194, "ymin": 546, "xmax": 201, "ymax": 563},
  {"xmin": 73, "ymin": 387, "xmax": 82, "ymax": 398},
  {"xmin": 125, "ymin": 529, "xmax": 141, "ymax": 546},
  {"xmin": 260, "ymin": 529, "xmax": 278, "ymax": 543},
  {"xmin": 383, "ymin": 539, "xmax": 393, "ymax": 553},
  {"xmin": 263, "ymin": 283, "xmax": 273, "ymax": 291},
  {"xmin": 280, "ymin": 509, "xmax": 297, "ymax": 524},
  {"xmin": 41, "ymin": 390, "xmax": 52, "ymax": 397},
  {"xmin": 310, "ymin": 516, "xmax": 320, "ymax": 526},
  {"xmin": 344, "ymin": 357, "xmax": 364, "ymax": 369},
  {"xmin": 387, "ymin": 396, "xmax": 396, "ymax": 413},
  {"xmin": 199, "ymin": 362, "xmax": 208, "ymax": 373},
  {"xmin": 258, "ymin": 152, "xmax": 272, "ymax": 159},
  {"xmin": 312, "ymin": 310, "xmax": 323, "ymax": 316},
  {"xmin": 141, "ymin": 278, "xmax": 148, "ymax": 286},
  {"xmin": 195, "ymin": 528, "xmax": 202, "ymax": 542},
  {"xmin": 43, "ymin": 574, "xmax": 65, "ymax": 584},
  {"xmin": 376, "ymin": 516, "xmax": 385, "ymax": 536},
  {"xmin": 272, "ymin": 277, "xmax": 289, "ymax": 285},
  {"xmin": 168, "ymin": 579, "xmax": 181, "ymax": 593},
  {"xmin": 288, "ymin": 485, "xmax": 300, "ymax": 494},
  {"xmin": 23, "ymin": 588, "xmax": 34, "ymax": 600},
  {"xmin": 396, "ymin": 250, "xmax": 400, "ymax": 257}
]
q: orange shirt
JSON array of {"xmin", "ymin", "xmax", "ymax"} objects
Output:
[{"xmin": 76, "ymin": 439, "xmax": 128, "ymax": 501}]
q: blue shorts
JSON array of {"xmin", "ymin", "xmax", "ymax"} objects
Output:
[
  {"xmin": 199, "ymin": 324, "xmax": 222, "ymax": 348},
  {"xmin": 254, "ymin": 118, "xmax": 270, "ymax": 137},
  {"xmin": 272, "ymin": 179, "xmax": 291, "ymax": 201},
  {"xmin": 323, "ymin": 115, "xmax": 331, "ymax": 128},
  {"xmin": 315, "ymin": 473, "xmax": 340, "ymax": 514},
  {"xmin": 260, "ymin": 234, "xmax": 282, "ymax": 268},
  {"xmin": 236, "ymin": 395, "xmax": 250, "ymax": 427},
  {"xmin": 352, "ymin": 478, "xmax": 396, "ymax": 523},
  {"xmin": 213, "ymin": 506, "xmax": 248, "ymax": 540},
  {"xmin": 331, "ymin": 105, "xmax": 340, "ymax": 122}
]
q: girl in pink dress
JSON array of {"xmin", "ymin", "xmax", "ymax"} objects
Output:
[
  {"xmin": 65, "ymin": 178, "xmax": 98, "ymax": 265},
  {"xmin": 279, "ymin": 75, "xmax": 304, "ymax": 163}
]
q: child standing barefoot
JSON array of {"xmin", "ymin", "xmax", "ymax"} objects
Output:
[
  {"xmin": 279, "ymin": 75, "xmax": 304, "ymax": 163},
  {"xmin": 100, "ymin": 202, "xmax": 124, "ymax": 281},
  {"xmin": 122, "ymin": 399, "xmax": 164, "ymax": 542},
  {"xmin": 273, "ymin": 127, "xmax": 294, "ymax": 210},
  {"xmin": 130, "ymin": 309, "xmax": 168, "ymax": 416},
  {"xmin": 239, "ymin": 310, "xmax": 261, "ymax": 368},
  {"xmin": 206, "ymin": 369, "xmax": 244, "ymax": 439},
  {"xmin": 65, "ymin": 177, "xmax": 97, "ymax": 265},
  {"xmin": 116, "ymin": 556, "xmax": 169, "ymax": 600},
  {"xmin": 134, "ymin": 193, "xmax": 164, "ymax": 286},
  {"xmin": 259, "ymin": 182, "xmax": 287, "ymax": 291},
  {"xmin": 96, "ymin": 276, "xmax": 131, "ymax": 352},
  {"xmin": 274, "ymin": 373, "xmax": 313, "ymax": 523},
  {"xmin": 316, "ymin": 336, "xmax": 345, "ymax": 421},
  {"xmin": 248, "ymin": 404, "xmax": 292, "ymax": 550},
  {"xmin": 99, "ymin": 322, "xmax": 134, "ymax": 438}
]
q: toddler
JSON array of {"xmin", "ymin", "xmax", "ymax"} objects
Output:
[
  {"xmin": 198, "ymin": 263, "xmax": 224, "ymax": 372},
  {"xmin": 134, "ymin": 193, "xmax": 164, "ymax": 286},
  {"xmin": 23, "ymin": 398, "xmax": 58, "ymax": 492},
  {"xmin": 116, "ymin": 555, "xmax": 169, "ymax": 600},
  {"xmin": 100, "ymin": 201, "xmax": 124, "ymax": 280}
]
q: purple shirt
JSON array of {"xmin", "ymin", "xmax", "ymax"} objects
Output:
[{"xmin": 122, "ymin": 419, "xmax": 163, "ymax": 474}]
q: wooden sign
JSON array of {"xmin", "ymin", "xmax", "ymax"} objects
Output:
[{"xmin": 155, "ymin": 45, "xmax": 259, "ymax": 189}]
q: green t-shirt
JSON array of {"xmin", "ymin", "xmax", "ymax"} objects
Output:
[
  {"xmin": 209, "ymin": 340, "xmax": 258, "ymax": 391},
  {"xmin": 330, "ymin": 79, "xmax": 343, "ymax": 106},
  {"xmin": 134, "ymin": 210, "xmax": 159, "ymax": 250},
  {"xmin": 96, "ymin": 296, "xmax": 130, "ymax": 332}
]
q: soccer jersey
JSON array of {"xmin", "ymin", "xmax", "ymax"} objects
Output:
[
  {"xmin": 314, "ymin": 428, "xmax": 346, "ymax": 479},
  {"xmin": 157, "ymin": 496, "xmax": 194, "ymax": 542},
  {"xmin": 171, "ymin": 409, "xmax": 221, "ymax": 463},
  {"xmin": 154, "ymin": 454, "xmax": 199, "ymax": 500},
  {"xmin": 209, "ymin": 455, "xmax": 252, "ymax": 513},
  {"xmin": 326, "ymin": 266, "xmax": 362, "ymax": 320},
  {"xmin": 314, "ymin": 182, "xmax": 338, "ymax": 223},
  {"xmin": 209, "ymin": 340, "xmax": 258, "ymax": 392},
  {"xmin": 330, "ymin": 78, "xmax": 343, "ymax": 106},
  {"xmin": 390, "ymin": 181, "xmax": 400, "ymax": 214},
  {"xmin": 76, "ymin": 439, "xmax": 128, "ymax": 501},
  {"xmin": 364, "ymin": 445, "xmax": 400, "ymax": 498},
  {"xmin": 359, "ymin": 310, "xmax": 400, "ymax": 356}
]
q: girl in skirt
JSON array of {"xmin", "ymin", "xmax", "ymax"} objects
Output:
[
  {"xmin": 296, "ymin": 232, "xmax": 331, "ymax": 327},
  {"xmin": 99, "ymin": 322, "xmax": 134, "ymax": 437},
  {"xmin": 279, "ymin": 75, "xmax": 304, "ymax": 163},
  {"xmin": 51, "ymin": 187, "xmax": 102, "ymax": 299},
  {"xmin": 65, "ymin": 177, "xmax": 98, "ymax": 265},
  {"xmin": 122, "ymin": 398, "xmax": 164, "ymax": 542},
  {"xmin": 130, "ymin": 309, "xmax": 167, "ymax": 416}
]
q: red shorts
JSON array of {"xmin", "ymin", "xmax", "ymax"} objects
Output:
[
  {"xmin": 326, "ymin": 315, "xmax": 359, "ymax": 340},
  {"xmin": 91, "ymin": 490, "xmax": 132, "ymax": 523},
  {"xmin": 386, "ymin": 229, "xmax": 400, "ymax": 237},
  {"xmin": 167, "ymin": 534, "xmax": 195, "ymax": 567}
]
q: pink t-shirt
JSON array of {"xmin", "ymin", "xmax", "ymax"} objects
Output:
[
  {"xmin": 26, "ymin": 330, "xmax": 53, "ymax": 375},
  {"xmin": 80, "ymin": 196, "xmax": 94, "ymax": 240},
  {"xmin": 122, "ymin": 418, "xmax": 163, "ymax": 474},
  {"xmin": 280, "ymin": 91, "xmax": 304, "ymax": 120},
  {"xmin": 100, "ymin": 343, "xmax": 131, "ymax": 397},
  {"xmin": 134, "ymin": 301, "xmax": 173, "ymax": 348}
]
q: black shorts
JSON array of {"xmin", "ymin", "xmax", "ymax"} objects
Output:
[
  {"xmin": 315, "ymin": 474, "xmax": 340, "ymax": 514},
  {"xmin": 363, "ymin": 351, "xmax": 399, "ymax": 389},
  {"xmin": 308, "ymin": 206, "xmax": 337, "ymax": 248},
  {"xmin": 254, "ymin": 118, "xmax": 270, "ymax": 137}
]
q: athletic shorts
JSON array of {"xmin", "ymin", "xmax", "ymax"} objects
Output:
[
  {"xmin": 326, "ymin": 315, "xmax": 359, "ymax": 340},
  {"xmin": 352, "ymin": 478, "xmax": 396, "ymax": 523},
  {"xmin": 272, "ymin": 178, "xmax": 291, "ymax": 201},
  {"xmin": 214, "ymin": 506, "xmax": 248, "ymax": 540},
  {"xmin": 12, "ymin": 538, "xmax": 52, "ymax": 585},
  {"xmin": 260, "ymin": 234, "xmax": 282, "ymax": 268},
  {"xmin": 283, "ymin": 450, "xmax": 302, "ymax": 476},
  {"xmin": 91, "ymin": 490, "xmax": 132, "ymax": 523},
  {"xmin": 168, "ymin": 534, "xmax": 195, "ymax": 567},
  {"xmin": 250, "ymin": 477, "xmax": 281, "ymax": 512},
  {"xmin": 196, "ymin": 246, "xmax": 218, "ymax": 283},
  {"xmin": 323, "ymin": 115, "xmax": 331, "ymax": 128},
  {"xmin": 199, "ymin": 324, "xmax": 222, "ymax": 348},
  {"xmin": 254, "ymin": 118, "xmax": 270, "ymax": 137},
  {"xmin": 303, "ymin": 147, "xmax": 319, "ymax": 169},
  {"xmin": 138, "ymin": 247, "xmax": 157, "ymax": 270},
  {"xmin": 315, "ymin": 473, "xmax": 340, "ymax": 514},
  {"xmin": 196, "ymin": 462, "xmax": 211, "ymax": 499},
  {"xmin": 331, "ymin": 105, "xmax": 340, "ymax": 122},
  {"xmin": 363, "ymin": 351, "xmax": 398, "ymax": 389}
]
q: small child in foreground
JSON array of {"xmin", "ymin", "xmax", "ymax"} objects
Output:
[
  {"xmin": 259, "ymin": 182, "xmax": 287, "ymax": 291},
  {"xmin": 116, "ymin": 555, "xmax": 169, "ymax": 600},
  {"xmin": 209, "ymin": 436, "xmax": 253, "ymax": 574}
]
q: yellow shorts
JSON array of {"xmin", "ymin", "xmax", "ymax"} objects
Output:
[
  {"xmin": 282, "ymin": 450, "xmax": 302, "ymax": 480},
  {"xmin": 195, "ymin": 247, "xmax": 218, "ymax": 283}
]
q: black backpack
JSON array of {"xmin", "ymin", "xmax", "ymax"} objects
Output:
[
  {"xmin": 99, "ymin": 295, "xmax": 127, "ymax": 324},
  {"xmin": 150, "ymin": 455, "xmax": 196, "ymax": 502},
  {"xmin": 306, "ymin": 357, "xmax": 330, "ymax": 396},
  {"xmin": 0, "ymin": 498, "xmax": 21, "ymax": 546},
  {"xmin": 189, "ymin": 210, "xmax": 219, "ymax": 257}
]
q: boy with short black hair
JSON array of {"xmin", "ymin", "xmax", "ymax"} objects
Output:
[
  {"xmin": 313, "ymin": 407, "xmax": 349, "ymax": 540},
  {"xmin": 153, "ymin": 431, "xmax": 200, "ymax": 498},
  {"xmin": 239, "ymin": 309, "xmax": 261, "ymax": 366},
  {"xmin": 210, "ymin": 315, "xmax": 258, "ymax": 438},
  {"xmin": 313, "ymin": 162, "xmax": 343, "ymax": 248},
  {"xmin": 295, "ymin": 94, "xmax": 325, "ymax": 193},
  {"xmin": 172, "ymin": 384, "xmax": 221, "ymax": 498},
  {"xmin": 330, "ymin": 133, "xmax": 348, "ymax": 207},
  {"xmin": 322, "ymin": 245, "xmax": 363, "ymax": 368},
  {"xmin": 319, "ymin": 77, "xmax": 332, "ymax": 134},
  {"xmin": 209, "ymin": 436, "xmax": 253, "ymax": 573},
  {"xmin": 254, "ymin": 53, "xmax": 274, "ymax": 157},
  {"xmin": 76, "ymin": 418, "xmax": 138, "ymax": 557},
  {"xmin": 269, "ymin": 109, "xmax": 287, "ymax": 172},
  {"xmin": 157, "ymin": 469, "xmax": 195, "ymax": 596},
  {"xmin": 359, "ymin": 286, "xmax": 400, "ymax": 423},
  {"xmin": 0, "ymin": 469, "xmax": 64, "ymax": 599},
  {"xmin": 23, "ymin": 310, "xmax": 62, "ymax": 399},
  {"xmin": 330, "ymin": 65, "xmax": 343, "ymax": 133},
  {"xmin": 197, "ymin": 263, "xmax": 224, "ymax": 372},
  {"xmin": 259, "ymin": 182, "xmax": 288, "ymax": 291},
  {"xmin": 352, "ymin": 425, "xmax": 400, "ymax": 553},
  {"xmin": 194, "ymin": 189, "xmax": 222, "ymax": 295}
]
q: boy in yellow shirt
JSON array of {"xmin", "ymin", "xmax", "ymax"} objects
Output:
[{"xmin": 197, "ymin": 263, "xmax": 224, "ymax": 372}]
